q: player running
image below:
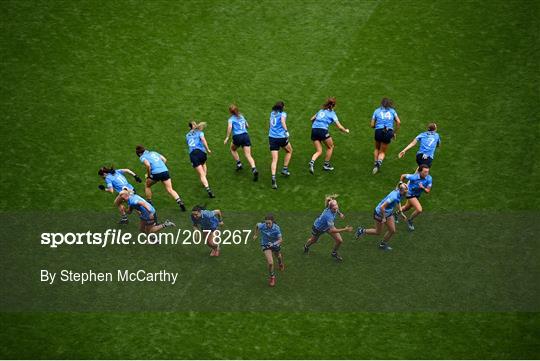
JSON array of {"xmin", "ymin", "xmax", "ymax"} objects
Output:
[
  {"xmin": 186, "ymin": 121, "xmax": 215, "ymax": 198},
  {"xmin": 398, "ymin": 165, "xmax": 432, "ymax": 231},
  {"xmin": 355, "ymin": 182, "xmax": 409, "ymax": 251},
  {"xmin": 115, "ymin": 190, "xmax": 175, "ymax": 234},
  {"xmin": 308, "ymin": 97, "xmax": 350, "ymax": 174},
  {"xmin": 371, "ymin": 98, "xmax": 401, "ymax": 174},
  {"xmin": 399, "ymin": 123, "xmax": 441, "ymax": 168},
  {"xmin": 253, "ymin": 214, "xmax": 284, "ymax": 287},
  {"xmin": 303, "ymin": 195, "xmax": 353, "ymax": 261},
  {"xmin": 135, "ymin": 145, "xmax": 186, "ymax": 211},
  {"xmin": 224, "ymin": 104, "xmax": 259, "ymax": 181},
  {"xmin": 191, "ymin": 205, "xmax": 224, "ymax": 257},
  {"xmin": 268, "ymin": 101, "xmax": 293, "ymax": 189},
  {"xmin": 98, "ymin": 166, "xmax": 142, "ymax": 224}
]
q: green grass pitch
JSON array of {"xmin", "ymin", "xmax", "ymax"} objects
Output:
[{"xmin": 0, "ymin": 0, "xmax": 539, "ymax": 359}]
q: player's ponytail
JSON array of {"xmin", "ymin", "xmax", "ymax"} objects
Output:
[
  {"xmin": 381, "ymin": 97, "xmax": 394, "ymax": 109},
  {"xmin": 189, "ymin": 121, "xmax": 207, "ymax": 131},
  {"xmin": 229, "ymin": 104, "xmax": 240, "ymax": 117},
  {"xmin": 272, "ymin": 101, "xmax": 284, "ymax": 113},
  {"xmin": 322, "ymin": 97, "xmax": 336, "ymax": 110},
  {"xmin": 325, "ymin": 194, "xmax": 339, "ymax": 207}
]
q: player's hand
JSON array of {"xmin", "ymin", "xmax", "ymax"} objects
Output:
[
  {"xmin": 219, "ymin": 221, "xmax": 224, "ymax": 227},
  {"xmin": 207, "ymin": 149, "xmax": 212, "ymax": 154},
  {"xmin": 223, "ymin": 137, "xmax": 229, "ymax": 145},
  {"xmin": 134, "ymin": 175, "xmax": 142, "ymax": 183},
  {"xmin": 400, "ymin": 213, "xmax": 408, "ymax": 221},
  {"xmin": 98, "ymin": 185, "xmax": 105, "ymax": 191},
  {"xmin": 398, "ymin": 150, "xmax": 405, "ymax": 158},
  {"xmin": 345, "ymin": 226, "xmax": 353, "ymax": 232},
  {"xmin": 339, "ymin": 212, "xmax": 345, "ymax": 219},
  {"xmin": 344, "ymin": 128, "xmax": 350, "ymax": 134},
  {"xmin": 285, "ymin": 131, "xmax": 290, "ymax": 138},
  {"xmin": 253, "ymin": 234, "xmax": 258, "ymax": 240},
  {"xmin": 393, "ymin": 133, "xmax": 397, "ymax": 140},
  {"xmin": 381, "ymin": 217, "xmax": 387, "ymax": 223}
]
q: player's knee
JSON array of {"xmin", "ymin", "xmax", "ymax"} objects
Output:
[{"xmin": 417, "ymin": 206, "xmax": 423, "ymax": 213}]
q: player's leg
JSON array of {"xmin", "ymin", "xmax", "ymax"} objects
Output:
[
  {"xmin": 275, "ymin": 250, "xmax": 284, "ymax": 271},
  {"xmin": 374, "ymin": 141, "xmax": 380, "ymax": 162},
  {"xmin": 406, "ymin": 197, "xmax": 422, "ymax": 231},
  {"xmin": 379, "ymin": 216, "xmax": 396, "ymax": 251},
  {"xmin": 329, "ymin": 231, "xmax": 344, "ymax": 261},
  {"xmin": 270, "ymin": 150, "xmax": 279, "ymax": 189},
  {"xmin": 145, "ymin": 178, "xmax": 156, "ymax": 202},
  {"xmin": 195, "ymin": 165, "xmax": 214, "ymax": 198},
  {"xmin": 207, "ymin": 231, "xmax": 220, "ymax": 256},
  {"xmin": 162, "ymin": 178, "xmax": 186, "ymax": 211},
  {"xmin": 230, "ymin": 143, "xmax": 242, "ymax": 170},
  {"xmin": 264, "ymin": 249, "xmax": 276, "ymax": 286},
  {"xmin": 364, "ymin": 221, "xmax": 383, "ymax": 236},
  {"xmin": 282, "ymin": 143, "xmax": 292, "ymax": 175},
  {"xmin": 304, "ymin": 231, "xmax": 320, "ymax": 252},
  {"xmin": 243, "ymin": 146, "xmax": 258, "ymax": 181},
  {"xmin": 322, "ymin": 137, "xmax": 335, "ymax": 170},
  {"xmin": 117, "ymin": 203, "xmax": 128, "ymax": 224},
  {"xmin": 309, "ymin": 141, "xmax": 323, "ymax": 174}
]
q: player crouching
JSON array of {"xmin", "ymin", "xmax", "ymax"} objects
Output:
[{"xmin": 115, "ymin": 190, "xmax": 175, "ymax": 234}]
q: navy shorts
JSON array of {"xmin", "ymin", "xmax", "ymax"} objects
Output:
[
  {"xmin": 416, "ymin": 153, "xmax": 433, "ymax": 167},
  {"xmin": 269, "ymin": 137, "xmax": 289, "ymax": 151},
  {"xmin": 141, "ymin": 213, "xmax": 158, "ymax": 226},
  {"xmin": 311, "ymin": 225, "xmax": 327, "ymax": 236},
  {"xmin": 190, "ymin": 149, "xmax": 207, "ymax": 168},
  {"xmin": 232, "ymin": 133, "xmax": 251, "ymax": 147},
  {"xmin": 373, "ymin": 210, "xmax": 384, "ymax": 223},
  {"xmin": 374, "ymin": 128, "xmax": 394, "ymax": 144},
  {"xmin": 311, "ymin": 128, "xmax": 330, "ymax": 141},
  {"xmin": 149, "ymin": 171, "xmax": 170, "ymax": 182},
  {"xmin": 262, "ymin": 244, "xmax": 281, "ymax": 252}
]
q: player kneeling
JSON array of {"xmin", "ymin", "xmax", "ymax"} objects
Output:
[
  {"xmin": 304, "ymin": 195, "xmax": 353, "ymax": 261},
  {"xmin": 191, "ymin": 205, "xmax": 223, "ymax": 257},
  {"xmin": 115, "ymin": 190, "xmax": 175, "ymax": 234},
  {"xmin": 253, "ymin": 214, "xmax": 284, "ymax": 287}
]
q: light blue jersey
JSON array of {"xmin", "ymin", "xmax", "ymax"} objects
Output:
[
  {"xmin": 192, "ymin": 210, "xmax": 220, "ymax": 231},
  {"xmin": 228, "ymin": 115, "xmax": 248, "ymax": 135},
  {"xmin": 405, "ymin": 173, "xmax": 433, "ymax": 198},
  {"xmin": 416, "ymin": 131, "xmax": 441, "ymax": 158},
  {"xmin": 105, "ymin": 170, "xmax": 134, "ymax": 193},
  {"xmin": 139, "ymin": 150, "xmax": 168, "ymax": 174},
  {"xmin": 372, "ymin": 107, "xmax": 398, "ymax": 130},
  {"xmin": 375, "ymin": 190, "xmax": 402, "ymax": 217},
  {"xmin": 269, "ymin": 111, "xmax": 287, "ymax": 138},
  {"xmin": 313, "ymin": 208, "xmax": 337, "ymax": 232},
  {"xmin": 186, "ymin": 130, "xmax": 206, "ymax": 154},
  {"xmin": 127, "ymin": 194, "xmax": 155, "ymax": 220},
  {"xmin": 257, "ymin": 222, "xmax": 282, "ymax": 246},
  {"xmin": 312, "ymin": 109, "xmax": 338, "ymax": 130}
]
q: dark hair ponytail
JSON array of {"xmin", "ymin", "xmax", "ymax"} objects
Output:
[
  {"xmin": 272, "ymin": 101, "xmax": 284, "ymax": 112},
  {"xmin": 381, "ymin": 97, "xmax": 394, "ymax": 109},
  {"xmin": 98, "ymin": 166, "xmax": 115, "ymax": 176},
  {"xmin": 322, "ymin": 97, "xmax": 336, "ymax": 110}
]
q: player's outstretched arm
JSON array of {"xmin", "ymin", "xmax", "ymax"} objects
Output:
[
  {"xmin": 335, "ymin": 120, "xmax": 350, "ymax": 134},
  {"xmin": 399, "ymin": 139, "xmax": 418, "ymax": 158},
  {"xmin": 252, "ymin": 224, "xmax": 259, "ymax": 240}
]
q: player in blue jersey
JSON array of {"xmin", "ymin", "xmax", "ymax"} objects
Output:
[
  {"xmin": 399, "ymin": 123, "xmax": 441, "ymax": 168},
  {"xmin": 115, "ymin": 190, "xmax": 175, "ymax": 234},
  {"xmin": 224, "ymin": 104, "xmax": 259, "ymax": 181},
  {"xmin": 253, "ymin": 214, "xmax": 284, "ymax": 287},
  {"xmin": 398, "ymin": 165, "xmax": 432, "ymax": 231},
  {"xmin": 355, "ymin": 182, "xmax": 408, "ymax": 251},
  {"xmin": 268, "ymin": 101, "xmax": 293, "ymax": 189},
  {"xmin": 308, "ymin": 98, "xmax": 350, "ymax": 174},
  {"xmin": 186, "ymin": 121, "xmax": 215, "ymax": 198},
  {"xmin": 304, "ymin": 195, "xmax": 353, "ymax": 261},
  {"xmin": 191, "ymin": 205, "xmax": 224, "ymax": 257},
  {"xmin": 135, "ymin": 145, "xmax": 186, "ymax": 212},
  {"xmin": 98, "ymin": 166, "xmax": 142, "ymax": 224},
  {"xmin": 371, "ymin": 98, "xmax": 401, "ymax": 174}
]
